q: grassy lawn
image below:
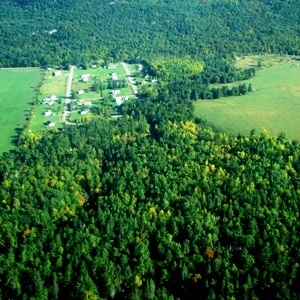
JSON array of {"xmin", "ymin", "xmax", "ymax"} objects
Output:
[
  {"xmin": 194, "ymin": 60, "xmax": 300, "ymax": 140},
  {"xmin": 0, "ymin": 68, "xmax": 44, "ymax": 153},
  {"xmin": 29, "ymin": 69, "xmax": 67, "ymax": 132}
]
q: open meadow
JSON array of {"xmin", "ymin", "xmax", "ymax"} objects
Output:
[
  {"xmin": 194, "ymin": 59, "xmax": 300, "ymax": 140},
  {"xmin": 0, "ymin": 68, "xmax": 43, "ymax": 153}
]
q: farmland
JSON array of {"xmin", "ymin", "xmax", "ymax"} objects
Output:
[
  {"xmin": 194, "ymin": 59, "xmax": 300, "ymax": 140},
  {"xmin": 0, "ymin": 68, "xmax": 43, "ymax": 153}
]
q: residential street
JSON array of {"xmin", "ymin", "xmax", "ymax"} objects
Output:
[
  {"xmin": 62, "ymin": 66, "xmax": 76, "ymax": 125},
  {"xmin": 121, "ymin": 62, "xmax": 138, "ymax": 94}
]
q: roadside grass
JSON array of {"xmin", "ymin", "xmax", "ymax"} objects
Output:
[
  {"xmin": 194, "ymin": 60, "xmax": 300, "ymax": 140},
  {"xmin": 0, "ymin": 68, "xmax": 43, "ymax": 153}
]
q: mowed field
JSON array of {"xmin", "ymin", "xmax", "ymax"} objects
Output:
[
  {"xmin": 194, "ymin": 60, "xmax": 300, "ymax": 140},
  {"xmin": 0, "ymin": 68, "xmax": 43, "ymax": 153}
]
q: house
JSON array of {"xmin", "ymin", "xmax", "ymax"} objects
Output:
[
  {"xmin": 53, "ymin": 70, "xmax": 62, "ymax": 76},
  {"xmin": 45, "ymin": 121, "xmax": 55, "ymax": 127},
  {"xmin": 110, "ymin": 114, "xmax": 123, "ymax": 118},
  {"xmin": 50, "ymin": 95, "xmax": 57, "ymax": 101},
  {"xmin": 112, "ymin": 89, "xmax": 121, "ymax": 95},
  {"xmin": 48, "ymin": 29, "xmax": 57, "ymax": 35},
  {"xmin": 43, "ymin": 97, "xmax": 51, "ymax": 103},
  {"xmin": 111, "ymin": 72, "xmax": 118, "ymax": 80},
  {"xmin": 77, "ymin": 100, "xmax": 92, "ymax": 106},
  {"xmin": 43, "ymin": 110, "xmax": 52, "ymax": 116},
  {"xmin": 107, "ymin": 63, "xmax": 118, "ymax": 69},
  {"xmin": 77, "ymin": 90, "xmax": 84, "ymax": 95},
  {"xmin": 138, "ymin": 64, "xmax": 143, "ymax": 71},
  {"xmin": 80, "ymin": 110, "xmax": 87, "ymax": 115},
  {"xmin": 81, "ymin": 74, "xmax": 92, "ymax": 82},
  {"xmin": 91, "ymin": 64, "xmax": 97, "ymax": 69}
]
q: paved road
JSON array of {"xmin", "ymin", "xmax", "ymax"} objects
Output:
[{"xmin": 121, "ymin": 62, "xmax": 138, "ymax": 94}]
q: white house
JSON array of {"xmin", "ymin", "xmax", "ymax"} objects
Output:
[
  {"xmin": 107, "ymin": 63, "xmax": 118, "ymax": 69},
  {"xmin": 80, "ymin": 110, "xmax": 88, "ymax": 115},
  {"xmin": 50, "ymin": 95, "xmax": 57, "ymax": 101},
  {"xmin": 91, "ymin": 64, "xmax": 97, "ymax": 68},
  {"xmin": 111, "ymin": 72, "xmax": 118, "ymax": 81},
  {"xmin": 43, "ymin": 110, "xmax": 52, "ymax": 116},
  {"xmin": 77, "ymin": 90, "xmax": 84, "ymax": 94},
  {"xmin": 112, "ymin": 89, "xmax": 121, "ymax": 95},
  {"xmin": 53, "ymin": 70, "xmax": 61, "ymax": 76},
  {"xmin": 46, "ymin": 121, "xmax": 55, "ymax": 127}
]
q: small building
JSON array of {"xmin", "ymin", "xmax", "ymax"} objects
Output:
[
  {"xmin": 43, "ymin": 110, "xmax": 52, "ymax": 117},
  {"xmin": 81, "ymin": 74, "xmax": 92, "ymax": 82},
  {"xmin": 77, "ymin": 90, "xmax": 84, "ymax": 95},
  {"xmin": 107, "ymin": 63, "xmax": 118, "ymax": 69},
  {"xmin": 45, "ymin": 121, "xmax": 55, "ymax": 127},
  {"xmin": 77, "ymin": 100, "xmax": 92, "ymax": 106},
  {"xmin": 50, "ymin": 95, "xmax": 57, "ymax": 101},
  {"xmin": 80, "ymin": 110, "xmax": 88, "ymax": 115},
  {"xmin": 111, "ymin": 72, "xmax": 118, "ymax": 81},
  {"xmin": 53, "ymin": 70, "xmax": 62, "ymax": 76},
  {"xmin": 112, "ymin": 89, "xmax": 121, "ymax": 95},
  {"xmin": 91, "ymin": 64, "xmax": 97, "ymax": 69},
  {"xmin": 110, "ymin": 114, "xmax": 123, "ymax": 118}
]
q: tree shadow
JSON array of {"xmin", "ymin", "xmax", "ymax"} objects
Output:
[{"xmin": 10, "ymin": 126, "xmax": 23, "ymax": 147}]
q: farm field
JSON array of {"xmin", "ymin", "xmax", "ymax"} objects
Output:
[
  {"xmin": 0, "ymin": 68, "xmax": 43, "ymax": 153},
  {"xmin": 194, "ymin": 60, "xmax": 300, "ymax": 140}
]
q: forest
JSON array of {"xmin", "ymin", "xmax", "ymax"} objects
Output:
[{"xmin": 1, "ymin": 0, "xmax": 300, "ymax": 299}]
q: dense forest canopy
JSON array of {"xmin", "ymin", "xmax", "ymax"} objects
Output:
[
  {"xmin": 1, "ymin": 92, "xmax": 300, "ymax": 299},
  {"xmin": 1, "ymin": 0, "xmax": 300, "ymax": 299},
  {"xmin": 0, "ymin": 0, "xmax": 299, "ymax": 67}
]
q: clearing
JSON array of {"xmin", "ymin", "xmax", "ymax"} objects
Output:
[{"xmin": 194, "ymin": 58, "xmax": 300, "ymax": 140}]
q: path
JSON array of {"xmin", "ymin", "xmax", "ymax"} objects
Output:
[{"xmin": 121, "ymin": 62, "xmax": 138, "ymax": 95}]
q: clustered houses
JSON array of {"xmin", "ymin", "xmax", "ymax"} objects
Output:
[{"xmin": 43, "ymin": 95, "xmax": 58, "ymax": 106}]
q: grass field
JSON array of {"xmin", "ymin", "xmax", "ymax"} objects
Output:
[
  {"xmin": 0, "ymin": 68, "xmax": 43, "ymax": 153},
  {"xmin": 194, "ymin": 59, "xmax": 300, "ymax": 140}
]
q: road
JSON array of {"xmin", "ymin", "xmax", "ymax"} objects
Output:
[
  {"xmin": 62, "ymin": 66, "xmax": 76, "ymax": 125},
  {"xmin": 121, "ymin": 62, "xmax": 138, "ymax": 94},
  {"xmin": 66, "ymin": 65, "xmax": 75, "ymax": 98}
]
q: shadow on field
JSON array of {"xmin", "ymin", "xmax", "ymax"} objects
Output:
[{"xmin": 10, "ymin": 127, "xmax": 23, "ymax": 147}]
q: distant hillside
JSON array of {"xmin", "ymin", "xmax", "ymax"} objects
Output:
[{"xmin": 0, "ymin": 0, "xmax": 299, "ymax": 67}]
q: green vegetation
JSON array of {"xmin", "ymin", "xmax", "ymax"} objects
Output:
[
  {"xmin": 194, "ymin": 60, "xmax": 300, "ymax": 140},
  {"xmin": 0, "ymin": 68, "xmax": 43, "ymax": 153},
  {"xmin": 0, "ymin": 0, "xmax": 300, "ymax": 299},
  {"xmin": 0, "ymin": 0, "xmax": 299, "ymax": 67},
  {"xmin": 1, "ymin": 89, "xmax": 300, "ymax": 299}
]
